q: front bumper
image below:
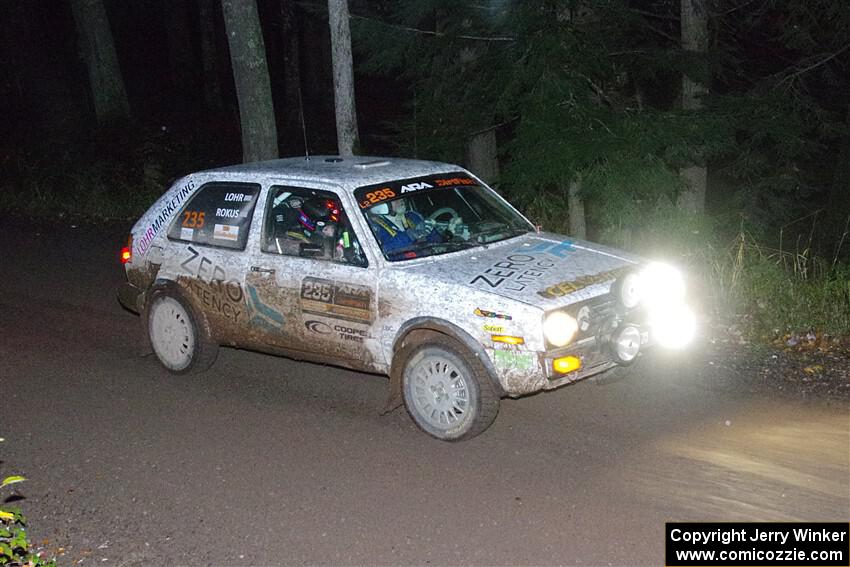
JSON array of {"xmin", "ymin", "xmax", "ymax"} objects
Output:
[{"xmin": 493, "ymin": 326, "xmax": 650, "ymax": 397}]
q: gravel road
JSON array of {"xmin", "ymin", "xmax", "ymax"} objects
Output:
[{"xmin": 1, "ymin": 217, "xmax": 847, "ymax": 566}]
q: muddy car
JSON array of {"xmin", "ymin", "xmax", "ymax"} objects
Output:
[{"xmin": 118, "ymin": 156, "xmax": 695, "ymax": 441}]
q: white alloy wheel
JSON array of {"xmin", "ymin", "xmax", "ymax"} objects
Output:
[
  {"xmin": 402, "ymin": 339, "xmax": 499, "ymax": 441},
  {"xmin": 149, "ymin": 295, "xmax": 197, "ymax": 372}
]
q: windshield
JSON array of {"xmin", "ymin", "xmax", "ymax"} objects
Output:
[{"xmin": 354, "ymin": 172, "xmax": 534, "ymax": 261}]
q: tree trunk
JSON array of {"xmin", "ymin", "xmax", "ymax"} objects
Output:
[
  {"xmin": 678, "ymin": 0, "xmax": 708, "ymax": 214},
  {"xmin": 568, "ymin": 178, "xmax": 587, "ymax": 239},
  {"xmin": 69, "ymin": 0, "xmax": 129, "ymax": 123},
  {"xmin": 197, "ymin": 0, "xmax": 223, "ymax": 112},
  {"xmin": 328, "ymin": 0, "xmax": 359, "ymax": 156},
  {"xmin": 221, "ymin": 0, "xmax": 279, "ymax": 163},
  {"xmin": 281, "ymin": 0, "xmax": 303, "ymax": 156},
  {"xmin": 466, "ymin": 128, "xmax": 499, "ymax": 184}
]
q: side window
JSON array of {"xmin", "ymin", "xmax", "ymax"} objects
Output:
[
  {"xmin": 262, "ymin": 185, "xmax": 368, "ymax": 267},
  {"xmin": 167, "ymin": 182, "xmax": 259, "ymax": 250}
]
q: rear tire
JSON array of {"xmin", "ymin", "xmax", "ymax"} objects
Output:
[
  {"xmin": 146, "ymin": 288, "xmax": 218, "ymax": 374},
  {"xmin": 401, "ymin": 335, "xmax": 499, "ymax": 441}
]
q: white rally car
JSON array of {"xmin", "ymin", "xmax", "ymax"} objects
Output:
[{"xmin": 118, "ymin": 156, "xmax": 695, "ymax": 441}]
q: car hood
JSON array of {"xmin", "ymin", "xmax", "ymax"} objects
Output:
[{"xmin": 395, "ymin": 232, "xmax": 641, "ymax": 309}]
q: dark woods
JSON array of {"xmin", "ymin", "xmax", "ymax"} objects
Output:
[{"xmin": 2, "ymin": 0, "xmax": 849, "ymax": 267}]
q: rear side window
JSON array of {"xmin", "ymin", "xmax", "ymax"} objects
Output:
[{"xmin": 167, "ymin": 182, "xmax": 260, "ymax": 250}]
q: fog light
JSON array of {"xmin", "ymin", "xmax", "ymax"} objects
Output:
[
  {"xmin": 611, "ymin": 324, "xmax": 641, "ymax": 364},
  {"xmin": 553, "ymin": 355, "xmax": 582, "ymax": 375}
]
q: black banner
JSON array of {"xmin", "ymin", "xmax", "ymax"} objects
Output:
[{"xmin": 666, "ymin": 522, "xmax": 849, "ymax": 566}]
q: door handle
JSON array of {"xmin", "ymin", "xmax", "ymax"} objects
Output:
[{"xmin": 250, "ymin": 266, "xmax": 276, "ymax": 274}]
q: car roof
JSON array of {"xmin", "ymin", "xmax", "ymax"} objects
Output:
[{"xmin": 198, "ymin": 156, "xmax": 466, "ymax": 193}]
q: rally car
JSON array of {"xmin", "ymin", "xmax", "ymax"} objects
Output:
[{"xmin": 118, "ymin": 156, "xmax": 695, "ymax": 441}]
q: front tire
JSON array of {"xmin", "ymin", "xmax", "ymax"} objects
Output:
[
  {"xmin": 402, "ymin": 336, "xmax": 499, "ymax": 441},
  {"xmin": 146, "ymin": 289, "xmax": 218, "ymax": 374}
]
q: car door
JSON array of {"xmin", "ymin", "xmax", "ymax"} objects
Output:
[{"xmin": 242, "ymin": 183, "xmax": 380, "ymax": 368}]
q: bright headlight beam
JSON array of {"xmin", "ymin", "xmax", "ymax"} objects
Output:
[
  {"xmin": 543, "ymin": 311, "xmax": 579, "ymax": 347},
  {"xmin": 641, "ymin": 262, "xmax": 686, "ymax": 308},
  {"xmin": 650, "ymin": 304, "xmax": 696, "ymax": 349}
]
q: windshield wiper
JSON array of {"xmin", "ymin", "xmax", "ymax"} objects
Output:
[
  {"xmin": 474, "ymin": 225, "xmax": 530, "ymax": 244},
  {"xmin": 387, "ymin": 240, "xmax": 473, "ymax": 260}
]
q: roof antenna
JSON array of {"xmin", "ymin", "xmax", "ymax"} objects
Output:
[{"xmin": 298, "ymin": 81, "xmax": 310, "ymax": 161}]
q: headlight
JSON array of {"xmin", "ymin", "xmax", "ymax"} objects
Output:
[
  {"xmin": 543, "ymin": 311, "xmax": 578, "ymax": 347},
  {"xmin": 640, "ymin": 262, "xmax": 686, "ymax": 307}
]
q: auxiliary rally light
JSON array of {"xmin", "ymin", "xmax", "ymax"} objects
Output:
[
  {"xmin": 649, "ymin": 303, "xmax": 696, "ymax": 350},
  {"xmin": 611, "ymin": 324, "xmax": 641, "ymax": 364},
  {"xmin": 617, "ymin": 261, "xmax": 696, "ymax": 350}
]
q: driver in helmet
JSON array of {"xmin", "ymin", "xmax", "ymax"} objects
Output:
[
  {"xmin": 368, "ymin": 198, "xmax": 441, "ymax": 256},
  {"xmin": 279, "ymin": 197, "xmax": 341, "ymax": 259}
]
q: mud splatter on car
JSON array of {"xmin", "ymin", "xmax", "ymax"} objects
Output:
[{"xmin": 118, "ymin": 156, "xmax": 696, "ymax": 440}]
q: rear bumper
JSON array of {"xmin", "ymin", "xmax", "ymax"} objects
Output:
[{"xmin": 117, "ymin": 281, "xmax": 144, "ymax": 314}]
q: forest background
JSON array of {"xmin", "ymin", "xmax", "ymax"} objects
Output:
[{"xmin": 1, "ymin": 0, "xmax": 848, "ymax": 340}]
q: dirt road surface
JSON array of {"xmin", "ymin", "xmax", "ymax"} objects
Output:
[{"xmin": 1, "ymin": 218, "xmax": 847, "ymax": 566}]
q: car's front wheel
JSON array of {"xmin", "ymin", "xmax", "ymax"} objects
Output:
[
  {"xmin": 402, "ymin": 336, "xmax": 499, "ymax": 441},
  {"xmin": 146, "ymin": 289, "xmax": 218, "ymax": 374}
]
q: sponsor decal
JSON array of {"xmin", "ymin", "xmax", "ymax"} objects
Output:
[
  {"xmin": 224, "ymin": 192, "xmax": 252, "ymax": 202},
  {"xmin": 493, "ymin": 350, "xmax": 534, "ymax": 370},
  {"xmin": 400, "ymin": 181, "xmax": 432, "ymax": 193},
  {"xmin": 354, "ymin": 172, "xmax": 478, "ymax": 209},
  {"xmin": 473, "ymin": 308, "xmax": 513, "ymax": 320},
  {"xmin": 538, "ymin": 268, "xmax": 626, "ymax": 299},
  {"xmin": 213, "ymin": 223, "xmax": 239, "ymax": 242},
  {"xmin": 358, "ymin": 188, "xmax": 396, "ymax": 209},
  {"xmin": 247, "ymin": 285, "xmax": 285, "ymax": 332},
  {"xmin": 482, "ymin": 323, "xmax": 505, "ymax": 333},
  {"xmin": 180, "ymin": 227, "xmax": 194, "ymax": 240},
  {"xmin": 332, "ymin": 323, "xmax": 370, "ymax": 343},
  {"xmin": 300, "ymin": 277, "xmax": 373, "ymax": 323},
  {"xmin": 469, "ymin": 253, "xmax": 557, "ymax": 293},
  {"xmin": 433, "ymin": 177, "xmax": 475, "ymax": 187},
  {"xmin": 305, "ymin": 319, "xmax": 370, "ymax": 343},
  {"xmin": 179, "ymin": 246, "xmax": 244, "ymax": 323},
  {"xmin": 215, "ymin": 207, "xmax": 241, "ymax": 219},
  {"xmin": 522, "ymin": 239, "xmax": 574, "ymax": 259},
  {"xmin": 305, "ymin": 320, "xmax": 332, "ymax": 334},
  {"xmin": 181, "ymin": 210, "xmax": 206, "ymax": 229},
  {"xmin": 137, "ymin": 179, "xmax": 196, "ymax": 255}
]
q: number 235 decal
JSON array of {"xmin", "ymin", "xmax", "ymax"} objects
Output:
[
  {"xmin": 359, "ymin": 188, "xmax": 396, "ymax": 209},
  {"xmin": 182, "ymin": 210, "xmax": 206, "ymax": 228}
]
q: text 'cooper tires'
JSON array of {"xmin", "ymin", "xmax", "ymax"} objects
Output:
[
  {"xmin": 146, "ymin": 289, "xmax": 218, "ymax": 374},
  {"xmin": 402, "ymin": 336, "xmax": 499, "ymax": 441}
]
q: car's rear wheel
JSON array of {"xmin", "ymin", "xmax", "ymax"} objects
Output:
[
  {"xmin": 147, "ymin": 289, "xmax": 217, "ymax": 374},
  {"xmin": 402, "ymin": 336, "xmax": 499, "ymax": 441}
]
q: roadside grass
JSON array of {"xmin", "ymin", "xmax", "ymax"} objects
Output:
[
  {"xmin": 612, "ymin": 209, "xmax": 850, "ymax": 342},
  {"xmin": 1, "ymin": 122, "xmax": 234, "ymax": 222},
  {"xmin": 530, "ymin": 198, "xmax": 850, "ymax": 342}
]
